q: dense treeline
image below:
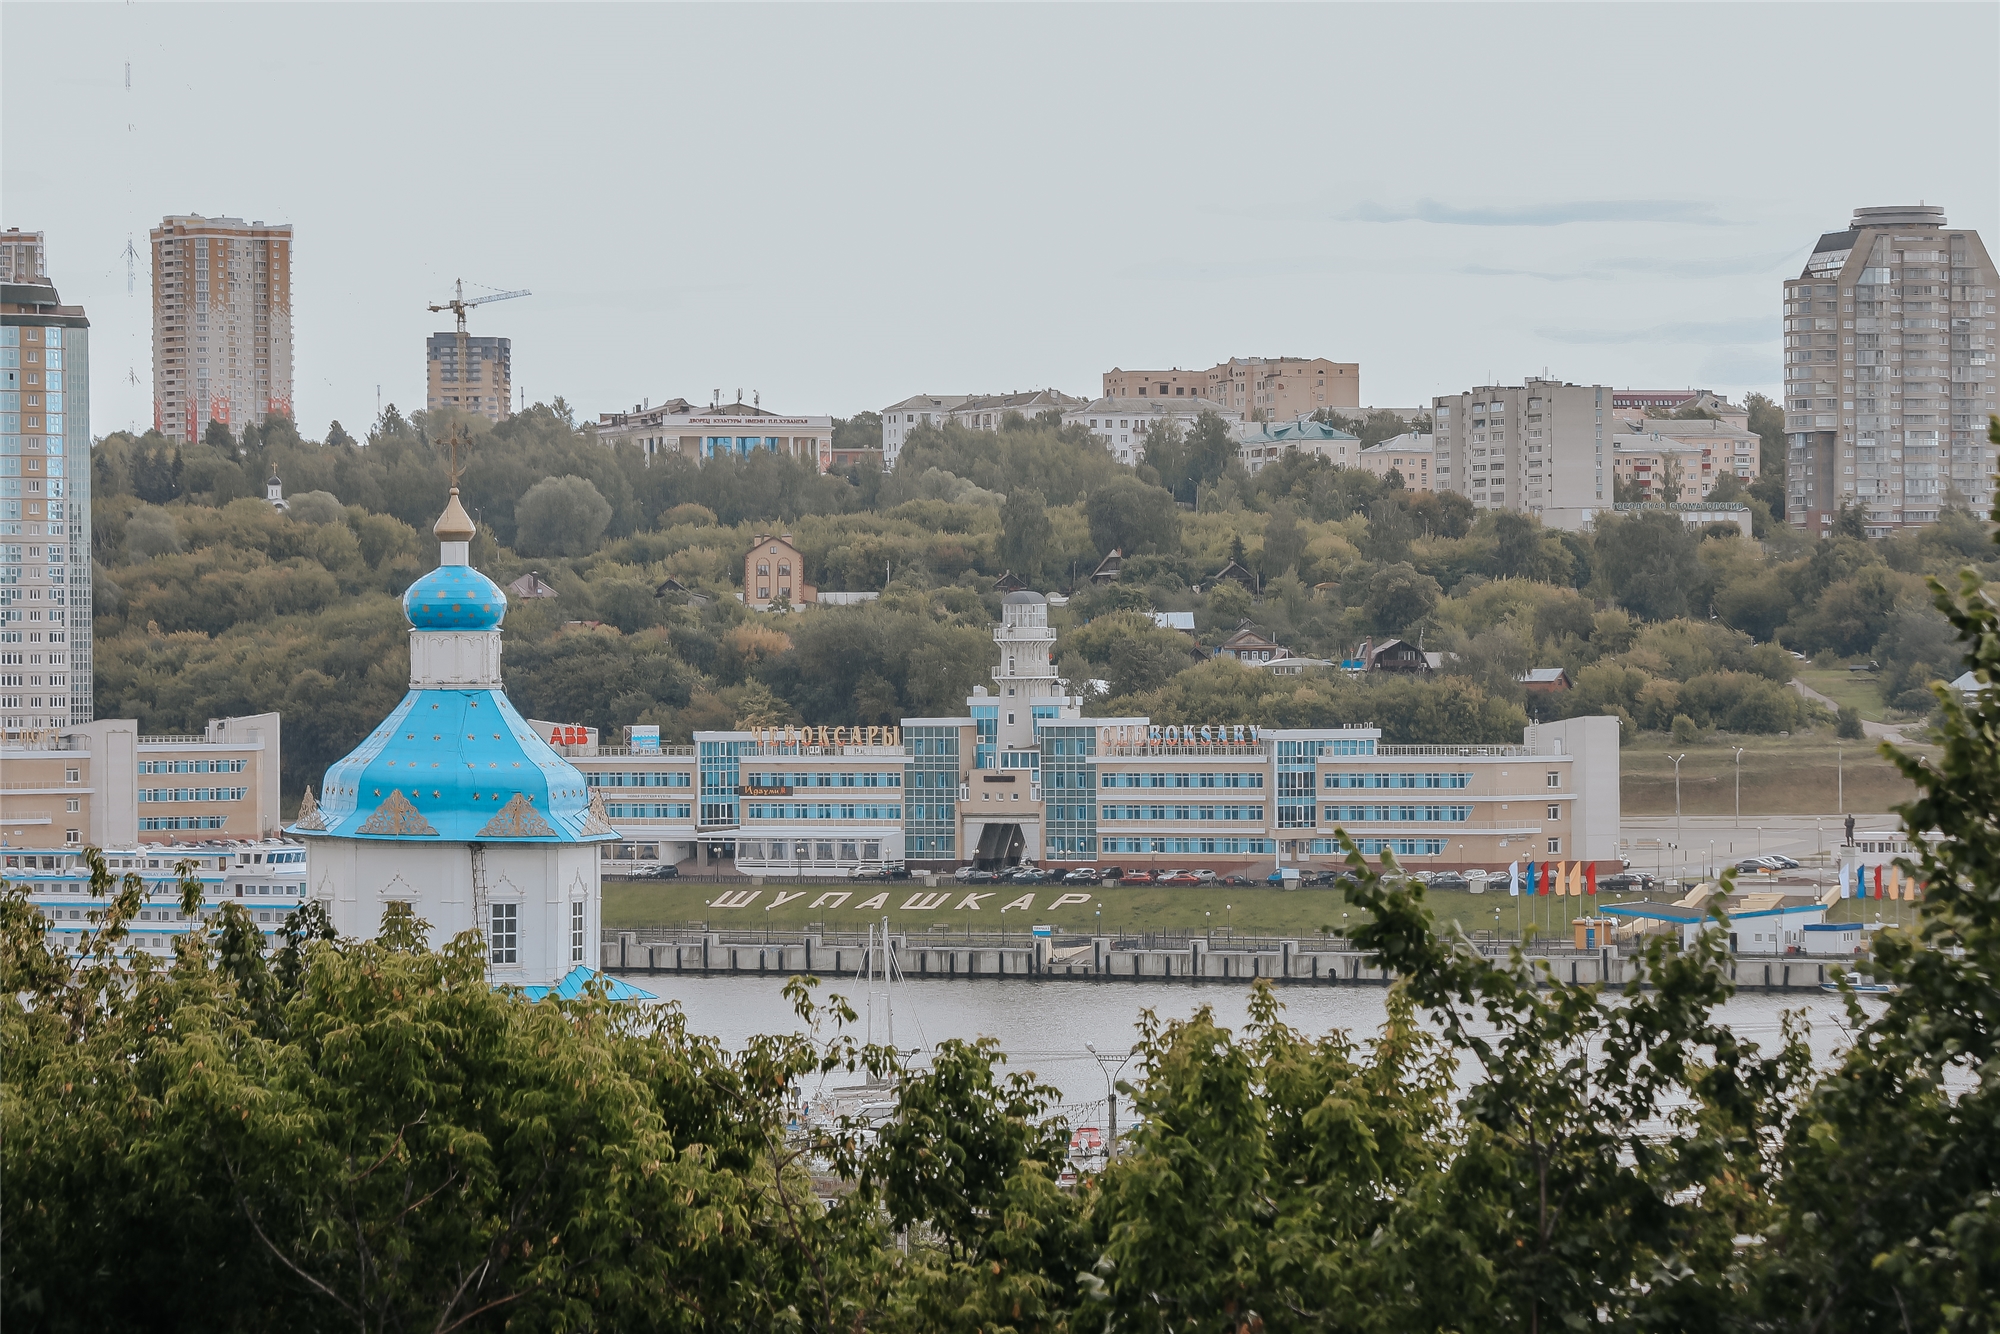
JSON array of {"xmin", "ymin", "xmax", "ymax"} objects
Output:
[
  {"xmin": 88, "ymin": 404, "xmax": 1998, "ymax": 801},
  {"xmin": 7, "ymin": 525, "xmax": 1997, "ymax": 1330}
]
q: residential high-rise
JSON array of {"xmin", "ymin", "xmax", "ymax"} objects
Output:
[
  {"xmin": 1784, "ymin": 205, "xmax": 1997, "ymax": 536},
  {"xmin": 0, "ymin": 230, "xmax": 45, "ymax": 283},
  {"xmin": 426, "ymin": 333, "xmax": 513, "ymax": 422},
  {"xmin": 2, "ymin": 272, "xmax": 93, "ymax": 731},
  {"xmin": 150, "ymin": 215, "xmax": 293, "ymax": 443},
  {"xmin": 1431, "ymin": 379, "xmax": 1611, "ymax": 529}
]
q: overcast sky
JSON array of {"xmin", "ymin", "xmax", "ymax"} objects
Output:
[{"xmin": 5, "ymin": 2, "xmax": 1996, "ymax": 439}]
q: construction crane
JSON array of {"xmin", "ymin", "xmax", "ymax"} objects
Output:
[{"xmin": 427, "ymin": 279, "xmax": 529, "ymax": 417}]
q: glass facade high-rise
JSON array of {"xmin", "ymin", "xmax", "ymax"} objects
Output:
[
  {"xmin": 1784, "ymin": 205, "xmax": 1997, "ymax": 536},
  {"xmin": 1, "ymin": 274, "xmax": 92, "ymax": 732}
]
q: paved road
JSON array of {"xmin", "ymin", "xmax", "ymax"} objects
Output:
[
  {"xmin": 1789, "ymin": 677, "xmax": 1909, "ymax": 741},
  {"xmin": 1619, "ymin": 812, "xmax": 1899, "ymax": 886}
]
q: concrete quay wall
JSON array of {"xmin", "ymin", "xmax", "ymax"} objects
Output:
[{"xmin": 602, "ymin": 934, "xmax": 1847, "ymax": 992}]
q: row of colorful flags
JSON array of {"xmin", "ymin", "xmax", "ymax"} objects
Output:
[
  {"xmin": 1847, "ymin": 863, "xmax": 1922, "ymax": 900},
  {"xmin": 1507, "ymin": 861, "xmax": 1596, "ymax": 897}
]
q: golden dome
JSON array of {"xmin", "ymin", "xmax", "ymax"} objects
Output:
[{"xmin": 433, "ymin": 487, "xmax": 476, "ymax": 541}]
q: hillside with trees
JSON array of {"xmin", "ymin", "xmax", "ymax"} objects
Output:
[{"xmin": 87, "ymin": 404, "xmax": 1998, "ymax": 803}]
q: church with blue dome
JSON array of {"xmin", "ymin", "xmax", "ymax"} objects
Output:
[{"xmin": 289, "ymin": 488, "xmax": 632, "ymax": 990}]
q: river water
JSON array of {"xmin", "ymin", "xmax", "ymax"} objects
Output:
[{"xmin": 641, "ymin": 974, "xmax": 1876, "ymax": 1119}]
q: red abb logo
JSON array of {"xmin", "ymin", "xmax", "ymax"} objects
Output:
[{"xmin": 549, "ymin": 725, "xmax": 590, "ymax": 747}]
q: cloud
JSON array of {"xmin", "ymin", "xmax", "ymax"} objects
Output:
[
  {"xmin": 1458, "ymin": 248, "xmax": 1806, "ymax": 283},
  {"xmin": 1346, "ymin": 198, "xmax": 1733, "ymax": 227},
  {"xmin": 1697, "ymin": 348, "xmax": 1783, "ymax": 387},
  {"xmin": 1533, "ymin": 316, "xmax": 1774, "ymax": 346},
  {"xmin": 1456, "ymin": 263, "xmax": 1602, "ymax": 282}
]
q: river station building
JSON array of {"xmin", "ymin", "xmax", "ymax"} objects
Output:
[{"xmin": 554, "ymin": 592, "xmax": 1620, "ymax": 880}]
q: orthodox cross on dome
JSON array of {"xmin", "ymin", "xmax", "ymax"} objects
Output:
[{"xmin": 444, "ymin": 423, "xmax": 471, "ymax": 489}]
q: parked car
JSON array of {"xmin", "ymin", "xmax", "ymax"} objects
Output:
[
  {"xmin": 1220, "ymin": 874, "xmax": 1258, "ymax": 887},
  {"xmin": 1098, "ymin": 867, "xmax": 1124, "ymax": 881},
  {"xmin": 1007, "ymin": 866, "xmax": 1049, "ymax": 884},
  {"xmin": 1158, "ymin": 871, "xmax": 1202, "ymax": 886},
  {"xmin": 1061, "ymin": 867, "xmax": 1101, "ymax": 885},
  {"xmin": 1428, "ymin": 873, "xmax": 1469, "ymax": 892},
  {"xmin": 1735, "ymin": 858, "xmax": 1779, "ymax": 875},
  {"xmin": 1765, "ymin": 854, "xmax": 1801, "ymax": 870},
  {"xmin": 849, "ymin": 864, "xmax": 912, "ymax": 882},
  {"xmin": 1119, "ymin": 870, "xmax": 1158, "ymax": 885},
  {"xmin": 1191, "ymin": 869, "xmax": 1219, "ymax": 884},
  {"xmin": 1599, "ymin": 872, "xmax": 1651, "ymax": 893}
]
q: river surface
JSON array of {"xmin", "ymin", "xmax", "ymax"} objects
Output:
[{"xmin": 640, "ymin": 974, "xmax": 1878, "ymax": 1119}]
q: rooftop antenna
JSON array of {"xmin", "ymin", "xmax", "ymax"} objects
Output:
[
  {"xmin": 753, "ymin": 389, "xmax": 760, "ymax": 409},
  {"xmin": 122, "ymin": 234, "xmax": 138, "ymax": 296}
]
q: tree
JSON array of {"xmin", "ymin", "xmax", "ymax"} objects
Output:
[
  {"xmin": 831, "ymin": 410, "xmax": 882, "ymax": 455},
  {"xmin": 1362, "ymin": 562, "xmax": 1441, "ymax": 636},
  {"xmin": 999, "ymin": 487, "xmax": 1053, "ymax": 583},
  {"xmin": 513, "ymin": 474, "xmax": 611, "ymax": 556},
  {"xmin": 325, "ymin": 420, "xmax": 356, "ymax": 448},
  {"xmin": 1085, "ymin": 476, "xmax": 1179, "ymax": 557},
  {"xmin": 1596, "ymin": 509, "xmax": 1699, "ymax": 620},
  {"xmin": 1757, "ymin": 461, "xmax": 2000, "ymax": 1328},
  {"xmin": 123, "ymin": 505, "xmax": 183, "ymax": 560},
  {"xmin": 1362, "ymin": 496, "xmax": 1415, "ymax": 564},
  {"xmin": 1832, "ymin": 499, "xmax": 1868, "ymax": 539},
  {"xmin": 1260, "ymin": 500, "xmax": 1305, "ymax": 578},
  {"xmin": 203, "ymin": 418, "xmax": 235, "ymax": 451},
  {"xmin": 1491, "ymin": 510, "xmax": 1565, "ymax": 582},
  {"xmin": 1746, "ymin": 391, "xmax": 1787, "ymax": 476}
]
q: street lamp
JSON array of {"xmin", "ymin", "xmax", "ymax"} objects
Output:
[
  {"xmin": 1732, "ymin": 746, "xmax": 1745, "ymax": 826},
  {"xmin": 1665, "ymin": 753, "xmax": 1687, "ymax": 856},
  {"xmin": 1085, "ymin": 1042, "xmax": 1134, "ymax": 1162}
]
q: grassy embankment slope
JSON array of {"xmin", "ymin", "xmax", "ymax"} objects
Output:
[{"xmin": 1620, "ymin": 734, "xmax": 1932, "ymax": 815}]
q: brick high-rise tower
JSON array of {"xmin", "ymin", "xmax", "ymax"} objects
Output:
[{"xmin": 150, "ymin": 215, "xmax": 293, "ymax": 442}]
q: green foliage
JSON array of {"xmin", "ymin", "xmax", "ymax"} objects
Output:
[
  {"xmin": 514, "ymin": 473, "xmax": 613, "ymax": 556},
  {"xmin": 999, "ymin": 487, "xmax": 1054, "ymax": 582},
  {"xmin": 1085, "ymin": 476, "xmax": 1180, "ymax": 557},
  {"xmin": 1595, "ymin": 509, "xmax": 1700, "ymax": 620}
]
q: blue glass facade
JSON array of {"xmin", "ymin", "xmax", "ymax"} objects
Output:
[
  {"xmin": 0, "ymin": 297, "xmax": 92, "ymax": 726},
  {"xmin": 902, "ymin": 726, "xmax": 960, "ymax": 857},
  {"xmin": 1040, "ymin": 724, "xmax": 1096, "ymax": 859},
  {"xmin": 699, "ymin": 739, "xmax": 752, "ymax": 826}
]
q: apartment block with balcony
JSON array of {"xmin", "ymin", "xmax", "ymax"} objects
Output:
[
  {"xmin": 1108, "ymin": 358, "xmax": 1361, "ymax": 420},
  {"xmin": 150, "ymin": 215, "xmax": 293, "ymax": 442},
  {"xmin": 1432, "ymin": 379, "xmax": 1610, "ymax": 530},
  {"xmin": 879, "ymin": 394, "xmax": 970, "ymax": 468},
  {"xmin": 1353, "ymin": 434, "xmax": 1435, "ymax": 492},
  {"xmin": 1062, "ymin": 396, "xmax": 1240, "ymax": 466},
  {"xmin": 1784, "ymin": 205, "xmax": 1997, "ymax": 537}
]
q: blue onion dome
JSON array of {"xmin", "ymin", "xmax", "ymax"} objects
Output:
[{"xmin": 404, "ymin": 564, "xmax": 507, "ymax": 629}]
